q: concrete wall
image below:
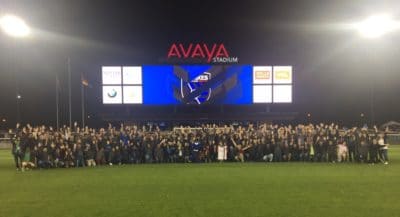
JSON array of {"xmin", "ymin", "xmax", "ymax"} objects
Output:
[{"xmin": 0, "ymin": 140, "xmax": 11, "ymax": 149}]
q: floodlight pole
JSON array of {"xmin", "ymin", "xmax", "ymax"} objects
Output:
[
  {"xmin": 12, "ymin": 39, "xmax": 21, "ymax": 125},
  {"xmin": 68, "ymin": 57, "xmax": 72, "ymax": 129},
  {"xmin": 81, "ymin": 73, "xmax": 85, "ymax": 128},
  {"xmin": 370, "ymin": 80, "xmax": 375, "ymax": 125},
  {"xmin": 56, "ymin": 73, "xmax": 60, "ymax": 130}
]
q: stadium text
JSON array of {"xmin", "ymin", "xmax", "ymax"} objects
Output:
[{"xmin": 167, "ymin": 43, "xmax": 238, "ymax": 63}]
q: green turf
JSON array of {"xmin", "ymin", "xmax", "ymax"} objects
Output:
[{"xmin": 0, "ymin": 147, "xmax": 399, "ymax": 217}]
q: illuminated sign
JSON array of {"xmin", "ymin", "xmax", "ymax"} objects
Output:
[
  {"xmin": 253, "ymin": 66, "xmax": 272, "ymax": 84},
  {"xmin": 167, "ymin": 43, "xmax": 239, "ymax": 63},
  {"xmin": 102, "ymin": 65, "xmax": 293, "ymax": 105},
  {"xmin": 273, "ymin": 66, "xmax": 292, "ymax": 84},
  {"xmin": 102, "ymin": 66, "xmax": 121, "ymax": 84}
]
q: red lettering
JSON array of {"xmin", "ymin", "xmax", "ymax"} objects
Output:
[
  {"xmin": 203, "ymin": 44, "xmax": 217, "ymax": 63},
  {"xmin": 215, "ymin": 44, "xmax": 229, "ymax": 58},
  {"xmin": 168, "ymin": 43, "xmax": 231, "ymax": 62},
  {"xmin": 191, "ymin": 44, "xmax": 205, "ymax": 58},
  {"xmin": 179, "ymin": 43, "xmax": 193, "ymax": 58},
  {"xmin": 167, "ymin": 44, "xmax": 181, "ymax": 58}
]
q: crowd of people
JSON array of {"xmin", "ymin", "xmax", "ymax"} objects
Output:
[{"xmin": 10, "ymin": 122, "xmax": 390, "ymax": 171}]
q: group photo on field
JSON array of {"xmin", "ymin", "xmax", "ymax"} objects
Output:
[
  {"xmin": 11, "ymin": 122, "xmax": 390, "ymax": 171},
  {"xmin": 1, "ymin": 1, "xmax": 400, "ymax": 217}
]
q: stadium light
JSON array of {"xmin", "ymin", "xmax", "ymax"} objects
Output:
[
  {"xmin": 0, "ymin": 14, "xmax": 31, "ymax": 38},
  {"xmin": 355, "ymin": 15, "xmax": 399, "ymax": 39}
]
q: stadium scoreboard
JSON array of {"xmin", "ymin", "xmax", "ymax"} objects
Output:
[{"xmin": 102, "ymin": 65, "xmax": 293, "ymax": 105}]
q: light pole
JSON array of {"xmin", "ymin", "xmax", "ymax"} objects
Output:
[
  {"xmin": 353, "ymin": 14, "xmax": 400, "ymax": 125},
  {"xmin": 0, "ymin": 14, "xmax": 31, "ymax": 125},
  {"xmin": 1, "ymin": 14, "xmax": 75, "ymax": 129}
]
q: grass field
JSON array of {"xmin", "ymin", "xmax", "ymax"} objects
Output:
[{"xmin": 0, "ymin": 147, "xmax": 399, "ymax": 217}]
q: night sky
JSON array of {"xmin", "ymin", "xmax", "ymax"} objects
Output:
[{"xmin": 0, "ymin": 0, "xmax": 399, "ymax": 128}]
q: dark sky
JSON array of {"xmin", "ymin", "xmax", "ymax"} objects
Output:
[{"xmin": 0, "ymin": 0, "xmax": 399, "ymax": 127}]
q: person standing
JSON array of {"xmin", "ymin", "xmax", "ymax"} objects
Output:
[
  {"xmin": 217, "ymin": 141, "xmax": 227, "ymax": 162},
  {"xmin": 230, "ymin": 136, "xmax": 245, "ymax": 162},
  {"xmin": 359, "ymin": 133, "xmax": 369, "ymax": 163},
  {"xmin": 347, "ymin": 131, "xmax": 357, "ymax": 162},
  {"xmin": 190, "ymin": 137, "xmax": 202, "ymax": 163},
  {"xmin": 155, "ymin": 139, "xmax": 165, "ymax": 163},
  {"xmin": 314, "ymin": 136, "xmax": 323, "ymax": 162},
  {"xmin": 337, "ymin": 140, "xmax": 348, "ymax": 163},
  {"xmin": 84, "ymin": 144, "xmax": 96, "ymax": 167},
  {"xmin": 378, "ymin": 134, "xmax": 389, "ymax": 164},
  {"xmin": 273, "ymin": 138, "xmax": 282, "ymax": 162},
  {"xmin": 369, "ymin": 137, "xmax": 379, "ymax": 164},
  {"xmin": 104, "ymin": 140, "xmax": 113, "ymax": 165},
  {"xmin": 327, "ymin": 137, "xmax": 337, "ymax": 163},
  {"xmin": 74, "ymin": 142, "xmax": 85, "ymax": 167},
  {"xmin": 263, "ymin": 142, "xmax": 274, "ymax": 162},
  {"xmin": 11, "ymin": 136, "xmax": 23, "ymax": 171}
]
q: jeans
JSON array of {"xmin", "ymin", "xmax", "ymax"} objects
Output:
[
  {"xmin": 76, "ymin": 156, "xmax": 85, "ymax": 167},
  {"xmin": 380, "ymin": 149, "xmax": 388, "ymax": 162},
  {"xmin": 13, "ymin": 153, "xmax": 22, "ymax": 169},
  {"xmin": 38, "ymin": 160, "xmax": 52, "ymax": 168}
]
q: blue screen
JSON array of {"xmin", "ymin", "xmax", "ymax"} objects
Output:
[{"xmin": 142, "ymin": 65, "xmax": 252, "ymax": 105}]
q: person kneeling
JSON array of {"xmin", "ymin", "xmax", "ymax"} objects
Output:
[{"xmin": 38, "ymin": 148, "xmax": 52, "ymax": 169}]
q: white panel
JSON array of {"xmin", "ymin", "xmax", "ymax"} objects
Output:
[
  {"xmin": 123, "ymin": 86, "xmax": 143, "ymax": 104},
  {"xmin": 253, "ymin": 85, "xmax": 272, "ymax": 103},
  {"xmin": 102, "ymin": 66, "xmax": 122, "ymax": 84},
  {"xmin": 123, "ymin": 66, "xmax": 142, "ymax": 85},
  {"xmin": 253, "ymin": 66, "xmax": 272, "ymax": 84},
  {"xmin": 103, "ymin": 86, "xmax": 122, "ymax": 104},
  {"xmin": 273, "ymin": 85, "xmax": 292, "ymax": 103},
  {"xmin": 273, "ymin": 66, "xmax": 292, "ymax": 84}
]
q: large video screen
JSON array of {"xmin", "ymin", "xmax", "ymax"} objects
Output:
[{"xmin": 102, "ymin": 65, "xmax": 293, "ymax": 105}]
